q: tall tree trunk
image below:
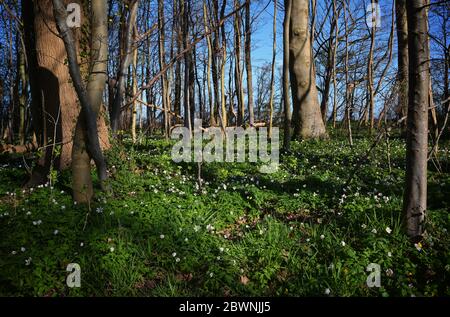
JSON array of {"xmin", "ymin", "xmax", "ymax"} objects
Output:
[
  {"xmin": 244, "ymin": 0, "xmax": 255, "ymax": 126},
  {"xmin": 110, "ymin": 0, "xmax": 139, "ymax": 134},
  {"xmin": 289, "ymin": 0, "xmax": 327, "ymax": 140},
  {"xmin": 18, "ymin": 46, "xmax": 27, "ymax": 145},
  {"xmin": 158, "ymin": 0, "xmax": 170, "ymax": 139},
  {"xmin": 25, "ymin": 0, "xmax": 81, "ymax": 186},
  {"xmin": 131, "ymin": 36, "xmax": 138, "ymax": 143},
  {"xmin": 403, "ymin": 0, "xmax": 430, "ymax": 240},
  {"xmin": 268, "ymin": 0, "xmax": 277, "ymax": 139},
  {"xmin": 320, "ymin": 6, "xmax": 337, "ymax": 125},
  {"xmin": 203, "ymin": 1, "xmax": 215, "ymax": 126},
  {"xmin": 366, "ymin": 0, "xmax": 378, "ymax": 131},
  {"xmin": 181, "ymin": 0, "xmax": 192, "ymax": 132},
  {"xmin": 396, "ymin": 0, "xmax": 409, "ymax": 126},
  {"xmin": 220, "ymin": 0, "xmax": 228, "ymax": 128},
  {"xmin": 234, "ymin": 0, "xmax": 245, "ymax": 126},
  {"xmin": 343, "ymin": 0, "xmax": 353, "ymax": 146},
  {"xmin": 52, "ymin": 0, "xmax": 109, "ymax": 202},
  {"xmin": 331, "ymin": 0, "xmax": 339, "ymax": 128},
  {"xmin": 283, "ymin": 0, "xmax": 292, "ymax": 150}
]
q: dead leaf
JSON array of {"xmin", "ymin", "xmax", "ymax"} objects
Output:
[{"xmin": 240, "ymin": 275, "xmax": 250, "ymax": 285}]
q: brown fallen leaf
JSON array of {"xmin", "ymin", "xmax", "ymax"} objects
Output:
[{"xmin": 240, "ymin": 275, "xmax": 250, "ymax": 285}]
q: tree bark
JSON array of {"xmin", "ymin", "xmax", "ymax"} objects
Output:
[
  {"xmin": 234, "ymin": 0, "xmax": 245, "ymax": 126},
  {"xmin": 220, "ymin": 0, "xmax": 228, "ymax": 128},
  {"xmin": 289, "ymin": 0, "xmax": 327, "ymax": 140},
  {"xmin": 403, "ymin": 0, "xmax": 430, "ymax": 240},
  {"xmin": 283, "ymin": 0, "xmax": 292, "ymax": 150},
  {"xmin": 52, "ymin": 0, "xmax": 109, "ymax": 199},
  {"xmin": 131, "ymin": 33, "xmax": 138, "ymax": 143},
  {"xmin": 18, "ymin": 47, "xmax": 27, "ymax": 145},
  {"xmin": 268, "ymin": 0, "xmax": 277, "ymax": 139},
  {"xmin": 244, "ymin": 0, "xmax": 255, "ymax": 126},
  {"xmin": 158, "ymin": 0, "xmax": 170, "ymax": 139},
  {"xmin": 25, "ymin": 0, "xmax": 81, "ymax": 186},
  {"xmin": 110, "ymin": 0, "xmax": 139, "ymax": 134},
  {"xmin": 396, "ymin": 0, "xmax": 409, "ymax": 126}
]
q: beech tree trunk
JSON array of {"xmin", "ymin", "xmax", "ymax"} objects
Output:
[
  {"xmin": 403, "ymin": 0, "xmax": 430, "ymax": 240},
  {"xmin": 289, "ymin": 0, "xmax": 327, "ymax": 140}
]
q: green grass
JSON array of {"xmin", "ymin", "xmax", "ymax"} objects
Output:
[{"xmin": 0, "ymin": 133, "xmax": 449, "ymax": 297}]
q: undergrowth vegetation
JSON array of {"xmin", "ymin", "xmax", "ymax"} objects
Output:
[{"xmin": 0, "ymin": 132, "xmax": 449, "ymax": 296}]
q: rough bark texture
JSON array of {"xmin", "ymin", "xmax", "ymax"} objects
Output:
[
  {"xmin": 71, "ymin": 0, "xmax": 110, "ymax": 203},
  {"xmin": 53, "ymin": 0, "xmax": 109, "ymax": 197},
  {"xmin": 289, "ymin": 0, "xmax": 327, "ymax": 140},
  {"xmin": 395, "ymin": 0, "xmax": 409, "ymax": 124},
  {"xmin": 24, "ymin": 0, "xmax": 109, "ymax": 188},
  {"xmin": 31, "ymin": 0, "xmax": 80, "ymax": 174},
  {"xmin": 403, "ymin": 0, "xmax": 429, "ymax": 240}
]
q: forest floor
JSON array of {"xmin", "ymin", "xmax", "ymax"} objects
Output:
[{"xmin": 0, "ymin": 130, "xmax": 449, "ymax": 296}]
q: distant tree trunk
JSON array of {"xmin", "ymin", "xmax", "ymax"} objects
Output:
[
  {"xmin": 403, "ymin": 0, "xmax": 430, "ymax": 240},
  {"xmin": 110, "ymin": 0, "xmax": 139, "ymax": 134},
  {"xmin": 234, "ymin": 0, "xmax": 245, "ymax": 126},
  {"xmin": 310, "ymin": 0, "xmax": 316, "ymax": 44},
  {"xmin": 203, "ymin": 1, "xmax": 215, "ymax": 126},
  {"xmin": 181, "ymin": 0, "xmax": 192, "ymax": 132},
  {"xmin": 211, "ymin": 0, "xmax": 221, "ymax": 126},
  {"xmin": 331, "ymin": 0, "xmax": 339, "ymax": 128},
  {"xmin": 425, "ymin": 3, "xmax": 439, "ymax": 144},
  {"xmin": 52, "ymin": 0, "xmax": 109, "ymax": 202},
  {"xmin": 395, "ymin": 0, "xmax": 409, "ymax": 126},
  {"xmin": 289, "ymin": 0, "xmax": 327, "ymax": 140},
  {"xmin": 18, "ymin": 46, "xmax": 27, "ymax": 145},
  {"xmin": 244, "ymin": 0, "xmax": 255, "ymax": 126},
  {"xmin": 193, "ymin": 44, "xmax": 204, "ymax": 122},
  {"xmin": 366, "ymin": 0, "xmax": 378, "ymax": 131},
  {"xmin": 158, "ymin": 0, "xmax": 170, "ymax": 139},
  {"xmin": 320, "ymin": 7, "xmax": 337, "ymax": 124},
  {"xmin": 268, "ymin": 0, "xmax": 277, "ymax": 139},
  {"xmin": 343, "ymin": 0, "xmax": 353, "ymax": 146},
  {"xmin": 283, "ymin": 0, "xmax": 292, "ymax": 150},
  {"xmin": 173, "ymin": 0, "xmax": 181, "ymax": 122},
  {"xmin": 131, "ymin": 35, "xmax": 138, "ymax": 143},
  {"xmin": 220, "ymin": 0, "xmax": 228, "ymax": 128}
]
